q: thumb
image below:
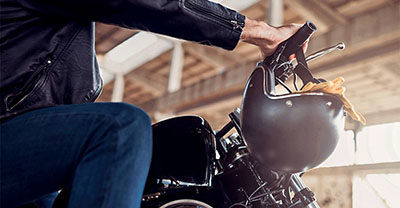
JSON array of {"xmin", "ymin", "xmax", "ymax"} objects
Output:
[{"xmin": 289, "ymin": 39, "xmax": 309, "ymax": 61}]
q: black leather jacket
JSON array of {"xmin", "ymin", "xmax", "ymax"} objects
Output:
[{"xmin": 0, "ymin": 0, "xmax": 245, "ymax": 119}]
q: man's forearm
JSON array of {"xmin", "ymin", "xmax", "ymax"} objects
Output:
[{"xmin": 240, "ymin": 18, "xmax": 302, "ymax": 57}]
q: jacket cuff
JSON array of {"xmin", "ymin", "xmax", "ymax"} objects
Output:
[
  {"xmin": 180, "ymin": 0, "xmax": 246, "ymax": 51},
  {"xmin": 223, "ymin": 12, "xmax": 246, "ymax": 50}
]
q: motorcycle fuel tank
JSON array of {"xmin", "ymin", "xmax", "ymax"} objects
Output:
[{"xmin": 144, "ymin": 116, "xmax": 216, "ymax": 195}]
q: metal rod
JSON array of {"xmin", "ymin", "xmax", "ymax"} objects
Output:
[
  {"xmin": 306, "ymin": 42, "xmax": 345, "ymax": 63},
  {"xmin": 290, "ymin": 174, "xmax": 320, "ymax": 208}
]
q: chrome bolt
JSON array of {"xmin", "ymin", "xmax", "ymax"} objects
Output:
[
  {"xmin": 235, "ymin": 108, "xmax": 241, "ymax": 113},
  {"xmin": 326, "ymin": 101, "xmax": 332, "ymax": 107},
  {"xmin": 286, "ymin": 100, "xmax": 293, "ymax": 107}
]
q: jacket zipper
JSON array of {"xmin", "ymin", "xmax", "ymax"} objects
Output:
[
  {"xmin": 5, "ymin": 59, "xmax": 52, "ymax": 111},
  {"xmin": 184, "ymin": 0, "xmax": 244, "ymax": 32}
]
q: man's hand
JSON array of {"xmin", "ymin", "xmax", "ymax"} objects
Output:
[{"xmin": 240, "ymin": 18, "xmax": 305, "ymax": 59}]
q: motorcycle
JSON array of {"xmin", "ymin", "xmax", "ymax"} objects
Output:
[{"xmin": 141, "ymin": 21, "xmax": 346, "ymax": 208}]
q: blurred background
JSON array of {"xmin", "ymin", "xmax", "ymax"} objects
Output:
[{"xmin": 94, "ymin": 0, "xmax": 399, "ymax": 207}]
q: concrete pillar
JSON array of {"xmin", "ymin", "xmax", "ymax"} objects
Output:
[
  {"xmin": 168, "ymin": 42, "xmax": 184, "ymax": 93},
  {"xmin": 111, "ymin": 73, "xmax": 125, "ymax": 102},
  {"xmin": 268, "ymin": 0, "xmax": 283, "ymax": 26}
]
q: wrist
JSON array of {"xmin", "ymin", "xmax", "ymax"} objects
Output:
[
  {"xmin": 240, "ymin": 18, "xmax": 259, "ymax": 40},
  {"xmin": 240, "ymin": 18, "xmax": 275, "ymax": 45},
  {"xmin": 239, "ymin": 18, "xmax": 303, "ymax": 58}
]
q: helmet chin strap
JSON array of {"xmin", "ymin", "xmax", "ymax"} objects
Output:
[
  {"xmin": 293, "ymin": 48, "xmax": 321, "ymax": 89},
  {"xmin": 261, "ymin": 46, "xmax": 321, "ymax": 95}
]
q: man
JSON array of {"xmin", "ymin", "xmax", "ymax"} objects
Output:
[{"xmin": 0, "ymin": 0, "xmax": 302, "ymax": 207}]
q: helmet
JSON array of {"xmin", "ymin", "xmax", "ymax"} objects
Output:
[{"xmin": 240, "ymin": 66, "xmax": 345, "ymax": 173}]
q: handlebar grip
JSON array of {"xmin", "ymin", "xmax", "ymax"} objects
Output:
[{"xmin": 281, "ymin": 21, "xmax": 317, "ymax": 58}]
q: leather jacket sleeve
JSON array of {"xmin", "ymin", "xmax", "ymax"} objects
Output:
[{"xmin": 16, "ymin": 0, "xmax": 245, "ymax": 50}]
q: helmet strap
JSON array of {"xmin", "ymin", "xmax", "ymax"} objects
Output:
[{"xmin": 293, "ymin": 49, "xmax": 321, "ymax": 89}]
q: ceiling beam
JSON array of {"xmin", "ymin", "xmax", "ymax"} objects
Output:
[
  {"xmin": 307, "ymin": 3, "xmax": 400, "ymax": 68},
  {"xmin": 98, "ymin": 37, "xmax": 173, "ymax": 85},
  {"xmin": 95, "ymin": 23, "xmax": 139, "ymax": 55},
  {"xmin": 284, "ymin": 0, "xmax": 347, "ymax": 33},
  {"xmin": 336, "ymin": 0, "xmax": 396, "ymax": 18},
  {"xmin": 172, "ymin": 41, "xmax": 400, "ymax": 127},
  {"xmin": 124, "ymin": 75, "xmax": 164, "ymax": 96},
  {"xmin": 100, "ymin": 54, "xmax": 166, "ymax": 97},
  {"xmin": 363, "ymin": 108, "xmax": 400, "ymax": 127},
  {"xmin": 95, "ymin": 24, "xmax": 120, "ymax": 49},
  {"xmin": 305, "ymin": 161, "xmax": 400, "ymax": 176},
  {"xmin": 140, "ymin": 62, "xmax": 255, "ymax": 113},
  {"xmin": 140, "ymin": 37, "xmax": 398, "ymax": 116},
  {"xmin": 183, "ymin": 43, "xmax": 246, "ymax": 69},
  {"xmin": 312, "ymin": 38, "xmax": 400, "ymax": 75}
]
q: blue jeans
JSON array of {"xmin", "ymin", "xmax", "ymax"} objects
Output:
[{"xmin": 1, "ymin": 103, "xmax": 153, "ymax": 208}]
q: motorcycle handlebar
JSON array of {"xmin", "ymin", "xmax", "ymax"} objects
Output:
[
  {"xmin": 263, "ymin": 21, "xmax": 317, "ymax": 64},
  {"xmin": 282, "ymin": 21, "xmax": 316, "ymax": 59}
]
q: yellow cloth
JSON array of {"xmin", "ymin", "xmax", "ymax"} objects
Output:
[{"xmin": 297, "ymin": 77, "xmax": 366, "ymax": 125}]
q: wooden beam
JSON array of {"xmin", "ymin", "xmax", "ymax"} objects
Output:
[
  {"xmin": 181, "ymin": 61, "xmax": 208, "ymax": 80},
  {"xmin": 307, "ymin": 3, "xmax": 400, "ymax": 68},
  {"xmin": 336, "ymin": 0, "xmax": 395, "ymax": 18},
  {"xmin": 95, "ymin": 24, "xmax": 120, "ymax": 46},
  {"xmin": 95, "ymin": 24, "xmax": 137, "ymax": 55},
  {"xmin": 183, "ymin": 66, "xmax": 217, "ymax": 87},
  {"xmin": 176, "ymin": 95, "xmax": 241, "ymax": 115},
  {"xmin": 312, "ymin": 38, "xmax": 400, "ymax": 74},
  {"xmin": 140, "ymin": 40, "xmax": 397, "ymax": 114},
  {"xmin": 363, "ymin": 108, "xmax": 400, "ymax": 126},
  {"xmin": 284, "ymin": 0, "xmax": 347, "ymax": 33},
  {"xmin": 140, "ymin": 62, "xmax": 255, "ymax": 113},
  {"xmin": 183, "ymin": 43, "xmax": 246, "ymax": 69},
  {"xmin": 305, "ymin": 161, "xmax": 400, "ymax": 176},
  {"xmin": 124, "ymin": 73, "xmax": 164, "ymax": 96}
]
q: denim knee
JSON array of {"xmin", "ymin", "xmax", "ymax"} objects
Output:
[{"xmin": 104, "ymin": 103, "xmax": 153, "ymax": 160}]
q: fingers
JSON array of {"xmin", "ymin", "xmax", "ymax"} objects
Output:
[
  {"xmin": 260, "ymin": 23, "xmax": 302, "ymax": 59},
  {"xmin": 249, "ymin": 23, "xmax": 307, "ymax": 60},
  {"xmin": 289, "ymin": 39, "xmax": 309, "ymax": 61},
  {"xmin": 289, "ymin": 54, "xmax": 295, "ymax": 61},
  {"xmin": 303, "ymin": 39, "xmax": 309, "ymax": 53}
]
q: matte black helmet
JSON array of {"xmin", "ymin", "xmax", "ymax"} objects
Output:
[{"xmin": 240, "ymin": 66, "xmax": 345, "ymax": 173}]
